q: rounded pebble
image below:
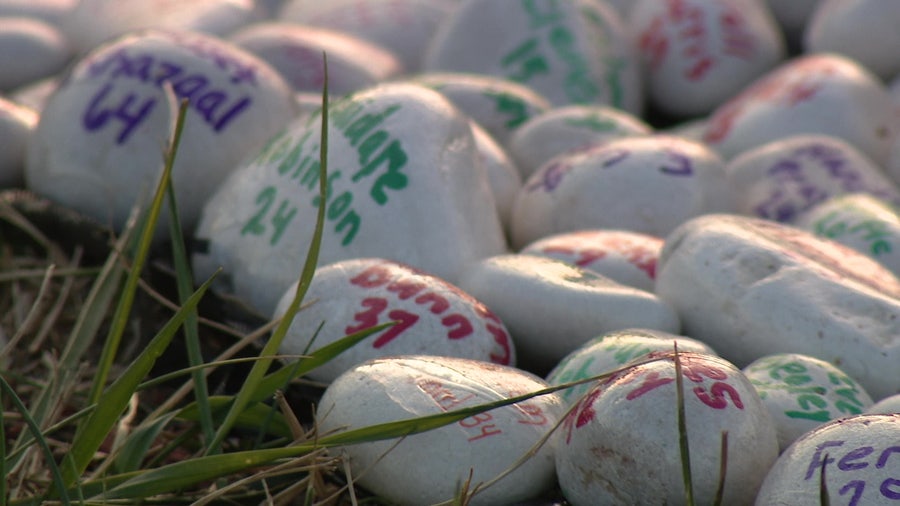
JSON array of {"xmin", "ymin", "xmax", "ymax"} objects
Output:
[
  {"xmin": 316, "ymin": 355, "xmax": 564, "ymax": 505},
  {"xmin": 865, "ymin": 394, "xmax": 900, "ymax": 415},
  {"xmin": 469, "ymin": 120, "xmax": 522, "ymax": 234},
  {"xmin": 0, "ymin": 97, "xmax": 37, "ymax": 188},
  {"xmin": 0, "ymin": 17, "xmax": 70, "ymax": 91}
]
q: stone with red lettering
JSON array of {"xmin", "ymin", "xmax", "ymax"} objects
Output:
[
  {"xmin": 0, "ymin": 97, "xmax": 37, "ymax": 187},
  {"xmin": 546, "ymin": 328, "xmax": 717, "ymax": 406},
  {"xmin": 743, "ymin": 353, "xmax": 874, "ymax": 451},
  {"xmin": 520, "ymin": 229, "xmax": 663, "ymax": 291},
  {"xmin": 457, "ymin": 254, "xmax": 680, "ymax": 372},
  {"xmin": 273, "ymin": 258, "xmax": 515, "ymax": 382},
  {"xmin": 726, "ymin": 135, "xmax": 900, "ymax": 224},
  {"xmin": 279, "ymin": 0, "xmax": 454, "ymax": 72},
  {"xmin": 511, "ymin": 135, "xmax": 731, "ymax": 249},
  {"xmin": 469, "ymin": 121, "xmax": 522, "ymax": 234},
  {"xmin": 629, "ymin": 0, "xmax": 785, "ymax": 117},
  {"xmin": 413, "ymin": 72, "xmax": 551, "ymax": 145},
  {"xmin": 755, "ymin": 414, "xmax": 900, "ymax": 505},
  {"xmin": 655, "ymin": 213, "xmax": 900, "ymax": 400},
  {"xmin": 26, "ymin": 30, "xmax": 298, "ymax": 238},
  {"xmin": 702, "ymin": 53, "xmax": 899, "ymax": 165},
  {"xmin": 556, "ymin": 352, "xmax": 778, "ymax": 505},
  {"xmin": 805, "ymin": 0, "xmax": 900, "ymax": 81},
  {"xmin": 506, "ymin": 104, "xmax": 652, "ymax": 180},
  {"xmin": 795, "ymin": 193, "xmax": 900, "ymax": 277},
  {"xmin": 423, "ymin": 0, "xmax": 642, "ymax": 114},
  {"xmin": 0, "ymin": 17, "xmax": 70, "ymax": 91},
  {"xmin": 316, "ymin": 355, "xmax": 564, "ymax": 505},
  {"xmin": 865, "ymin": 394, "xmax": 900, "ymax": 414},
  {"xmin": 230, "ymin": 23, "xmax": 404, "ymax": 96},
  {"xmin": 193, "ymin": 82, "xmax": 506, "ymax": 315}
]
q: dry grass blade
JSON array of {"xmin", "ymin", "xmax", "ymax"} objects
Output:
[{"xmin": 674, "ymin": 343, "xmax": 695, "ymax": 506}]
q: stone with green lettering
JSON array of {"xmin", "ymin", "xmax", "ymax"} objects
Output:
[{"xmin": 744, "ymin": 353, "xmax": 874, "ymax": 451}]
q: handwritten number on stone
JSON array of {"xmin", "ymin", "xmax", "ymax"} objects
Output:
[
  {"xmin": 345, "ymin": 297, "xmax": 419, "ymax": 348},
  {"xmin": 240, "ymin": 186, "xmax": 297, "ymax": 246}
]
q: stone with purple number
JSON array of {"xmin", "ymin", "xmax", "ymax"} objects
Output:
[
  {"xmin": 0, "ymin": 97, "xmax": 37, "ymax": 188},
  {"xmin": 230, "ymin": 23, "xmax": 404, "ymax": 96},
  {"xmin": 25, "ymin": 30, "xmax": 299, "ymax": 236},
  {"xmin": 456, "ymin": 254, "xmax": 680, "ymax": 373},
  {"xmin": 702, "ymin": 53, "xmax": 899, "ymax": 165},
  {"xmin": 655, "ymin": 213, "xmax": 900, "ymax": 400},
  {"xmin": 556, "ymin": 352, "xmax": 778, "ymax": 505},
  {"xmin": 629, "ymin": 0, "xmax": 785, "ymax": 117},
  {"xmin": 279, "ymin": 0, "xmax": 455, "ymax": 73},
  {"xmin": 273, "ymin": 257, "xmax": 516, "ymax": 383},
  {"xmin": 744, "ymin": 353, "xmax": 874, "ymax": 451},
  {"xmin": 725, "ymin": 134, "xmax": 900, "ymax": 224},
  {"xmin": 193, "ymin": 82, "xmax": 506, "ymax": 316},
  {"xmin": 795, "ymin": 193, "xmax": 900, "ymax": 277},
  {"xmin": 413, "ymin": 72, "xmax": 551, "ymax": 145},
  {"xmin": 520, "ymin": 229, "xmax": 663, "ymax": 292},
  {"xmin": 546, "ymin": 328, "xmax": 717, "ymax": 406},
  {"xmin": 506, "ymin": 104, "xmax": 652, "ymax": 181},
  {"xmin": 511, "ymin": 135, "xmax": 731, "ymax": 250},
  {"xmin": 755, "ymin": 414, "xmax": 900, "ymax": 505},
  {"xmin": 423, "ymin": 0, "xmax": 642, "ymax": 114},
  {"xmin": 0, "ymin": 17, "xmax": 70, "ymax": 92},
  {"xmin": 316, "ymin": 355, "xmax": 564, "ymax": 505}
]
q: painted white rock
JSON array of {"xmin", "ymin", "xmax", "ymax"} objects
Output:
[
  {"xmin": 26, "ymin": 30, "xmax": 298, "ymax": 235},
  {"xmin": 795, "ymin": 193, "xmax": 900, "ymax": 277},
  {"xmin": 726, "ymin": 135, "xmax": 900, "ymax": 223},
  {"xmin": 744, "ymin": 353, "xmax": 874, "ymax": 451},
  {"xmin": 316, "ymin": 355, "xmax": 564, "ymax": 505},
  {"xmin": 413, "ymin": 72, "xmax": 551, "ymax": 145},
  {"xmin": 457, "ymin": 254, "xmax": 679, "ymax": 372},
  {"xmin": 193, "ymin": 83, "xmax": 506, "ymax": 316},
  {"xmin": 702, "ymin": 53, "xmax": 899, "ymax": 165},
  {"xmin": 0, "ymin": 97, "xmax": 38, "ymax": 188},
  {"xmin": 507, "ymin": 104, "xmax": 652, "ymax": 181},
  {"xmin": 423, "ymin": 0, "xmax": 642, "ymax": 113},
  {"xmin": 546, "ymin": 328, "xmax": 717, "ymax": 406},
  {"xmin": 230, "ymin": 23, "xmax": 404, "ymax": 95},
  {"xmin": 556, "ymin": 352, "xmax": 778, "ymax": 505},
  {"xmin": 511, "ymin": 135, "xmax": 731, "ymax": 249},
  {"xmin": 0, "ymin": 0, "xmax": 77, "ymax": 27},
  {"xmin": 274, "ymin": 258, "xmax": 515, "ymax": 382},
  {"xmin": 655, "ymin": 213, "xmax": 900, "ymax": 400},
  {"xmin": 469, "ymin": 121, "xmax": 522, "ymax": 234},
  {"xmin": 0, "ymin": 17, "xmax": 70, "ymax": 92},
  {"xmin": 9, "ymin": 77, "xmax": 58, "ymax": 112},
  {"xmin": 754, "ymin": 414, "xmax": 900, "ymax": 505},
  {"xmin": 62, "ymin": 0, "xmax": 262, "ymax": 54},
  {"xmin": 630, "ymin": 0, "xmax": 785, "ymax": 117},
  {"xmin": 520, "ymin": 229, "xmax": 663, "ymax": 292},
  {"xmin": 866, "ymin": 394, "xmax": 900, "ymax": 414},
  {"xmin": 805, "ymin": 0, "xmax": 900, "ymax": 81},
  {"xmin": 279, "ymin": 0, "xmax": 454, "ymax": 72}
]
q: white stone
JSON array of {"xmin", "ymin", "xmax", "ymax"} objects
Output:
[
  {"xmin": 629, "ymin": 0, "xmax": 785, "ymax": 117},
  {"xmin": 805, "ymin": 0, "xmax": 900, "ymax": 81},
  {"xmin": 0, "ymin": 0, "xmax": 77, "ymax": 27},
  {"xmin": 754, "ymin": 414, "xmax": 900, "ymax": 505},
  {"xmin": 193, "ymin": 82, "xmax": 506, "ymax": 316},
  {"xmin": 655, "ymin": 213, "xmax": 900, "ymax": 400},
  {"xmin": 26, "ymin": 30, "xmax": 298, "ymax": 236},
  {"xmin": 701, "ymin": 53, "xmax": 899, "ymax": 165},
  {"xmin": 726, "ymin": 135, "xmax": 900, "ymax": 223},
  {"xmin": 0, "ymin": 17, "xmax": 70, "ymax": 92},
  {"xmin": 279, "ymin": 0, "xmax": 454, "ymax": 72},
  {"xmin": 423, "ymin": 0, "xmax": 642, "ymax": 113},
  {"xmin": 0, "ymin": 96, "xmax": 37, "ymax": 188},
  {"xmin": 744, "ymin": 353, "xmax": 874, "ymax": 451},
  {"xmin": 8, "ymin": 77, "xmax": 58, "ymax": 112},
  {"xmin": 556, "ymin": 352, "xmax": 778, "ymax": 505},
  {"xmin": 274, "ymin": 258, "xmax": 515, "ymax": 382},
  {"xmin": 546, "ymin": 328, "xmax": 717, "ymax": 406},
  {"xmin": 413, "ymin": 72, "xmax": 551, "ymax": 145},
  {"xmin": 230, "ymin": 22, "xmax": 404, "ymax": 95},
  {"xmin": 795, "ymin": 193, "xmax": 900, "ymax": 277},
  {"xmin": 865, "ymin": 394, "xmax": 900, "ymax": 414},
  {"xmin": 506, "ymin": 104, "xmax": 652, "ymax": 181},
  {"xmin": 765, "ymin": 0, "xmax": 821, "ymax": 50},
  {"xmin": 511, "ymin": 135, "xmax": 731, "ymax": 249},
  {"xmin": 316, "ymin": 355, "xmax": 565, "ymax": 505},
  {"xmin": 520, "ymin": 229, "xmax": 663, "ymax": 292},
  {"xmin": 469, "ymin": 121, "xmax": 521, "ymax": 235},
  {"xmin": 457, "ymin": 254, "xmax": 679, "ymax": 372}
]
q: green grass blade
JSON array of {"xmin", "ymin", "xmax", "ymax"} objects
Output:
[
  {"xmin": 674, "ymin": 344, "xmax": 695, "ymax": 506},
  {"xmin": 0, "ymin": 380, "xmax": 6, "ymax": 506},
  {"xmin": 62, "ymin": 271, "xmax": 219, "ymax": 484},
  {"xmin": 111, "ymin": 413, "xmax": 178, "ymax": 474},
  {"xmin": 205, "ymin": 53, "xmax": 330, "ymax": 454}
]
